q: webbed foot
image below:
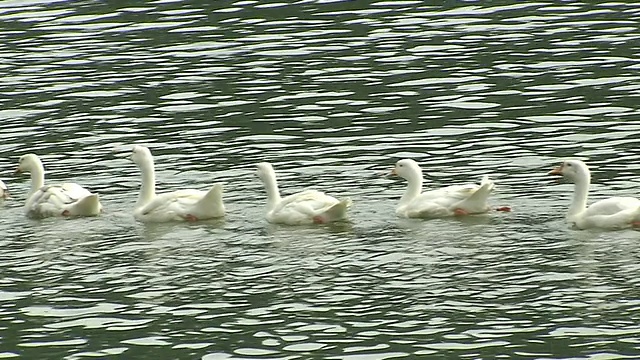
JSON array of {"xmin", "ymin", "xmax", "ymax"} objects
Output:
[
  {"xmin": 313, "ymin": 215, "xmax": 327, "ymax": 224},
  {"xmin": 184, "ymin": 214, "xmax": 198, "ymax": 222},
  {"xmin": 453, "ymin": 208, "xmax": 468, "ymax": 216}
]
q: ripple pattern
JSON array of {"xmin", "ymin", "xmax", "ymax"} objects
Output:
[{"xmin": 1, "ymin": 1, "xmax": 640, "ymax": 359}]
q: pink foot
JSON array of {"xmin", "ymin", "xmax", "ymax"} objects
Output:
[
  {"xmin": 453, "ymin": 208, "xmax": 468, "ymax": 216},
  {"xmin": 61, "ymin": 210, "xmax": 70, "ymax": 216},
  {"xmin": 184, "ymin": 214, "xmax": 198, "ymax": 222},
  {"xmin": 313, "ymin": 215, "xmax": 327, "ymax": 224},
  {"xmin": 495, "ymin": 206, "xmax": 512, "ymax": 212},
  {"xmin": 632, "ymin": 221, "xmax": 640, "ymax": 228}
]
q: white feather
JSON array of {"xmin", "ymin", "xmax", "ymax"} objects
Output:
[
  {"xmin": 0, "ymin": 179, "xmax": 8, "ymax": 199},
  {"xmin": 392, "ymin": 159, "xmax": 494, "ymax": 218},
  {"xmin": 16, "ymin": 154, "xmax": 102, "ymax": 218},
  {"xmin": 130, "ymin": 145, "xmax": 225, "ymax": 222},
  {"xmin": 549, "ymin": 159, "xmax": 640, "ymax": 230},
  {"xmin": 256, "ymin": 162, "xmax": 351, "ymax": 225}
]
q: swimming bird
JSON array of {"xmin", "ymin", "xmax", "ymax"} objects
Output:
[
  {"xmin": 130, "ymin": 145, "xmax": 225, "ymax": 222},
  {"xmin": 15, "ymin": 153, "xmax": 102, "ymax": 218},
  {"xmin": 256, "ymin": 162, "xmax": 351, "ymax": 225},
  {"xmin": 392, "ymin": 158, "xmax": 498, "ymax": 218},
  {"xmin": 548, "ymin": 159, "xmax": 640, "ymax": 230}
]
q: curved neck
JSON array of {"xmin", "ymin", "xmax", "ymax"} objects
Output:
[
  {"xmin": 28, "ymin": 160, "xmax": 46, "ymax": 197},
  {"xmin": 137, "ymin": 158, "xmax": 156, "ymax": 207},
  {"xmin": 400, "ymin": 169, "xmax": 423, "ymax": 206},
  {"xmin": 568, "ymin": 176, "xmax": 589, "ymax": 217},
  {"xmin": 262, "ymin": 171, "xmax": 281, "ymax": 211}
]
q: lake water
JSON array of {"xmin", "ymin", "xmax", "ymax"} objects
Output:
[{"xmin": 1, "ymin": 1, "xmax": 640, "ymax": 359}]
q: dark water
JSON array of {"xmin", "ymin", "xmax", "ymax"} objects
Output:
[{"xmin": 1, "ymin": 1, "xmax": 640, "ymax": 359}]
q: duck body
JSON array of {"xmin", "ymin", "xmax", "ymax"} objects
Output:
[
  {"xmin": 569, "ymin": 197, "xmax": 640, "ymax": 229},
  {"xmin": 267, "ymin": 189, "xmax": 351, "ymax": 225},
  {"xmin": 393, "ymin": 159, "xmax": 494, "ymax": 218},
  {"xmin": 397, "ymin": 181, "xmax": 493, "ymax": 218},
  {"xmin": 134, "ymin": 186, "xmax": 225, "ymax": 223},
  {"xmin": 549, "ymin": 159, "xmax": 640, "ymax": 230},
  {"xmin": 131, "ymin": 145, "xmax": 225, "ymax": 223},
  {"xmin": 256, "ymin": 162, "xmax": 351, "ymax": 225},
  {"xmin": 16, "ymin": 153, "xmax": 102, "ymax": 218}
]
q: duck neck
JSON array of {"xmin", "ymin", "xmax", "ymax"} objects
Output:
[
  {"xmin": 400, "ymin": 171, "xmax": 422, "ymax": 206},
  {"xmin": 137, "ymin": 159, "xmax": 156, "ymax": 207},
  {"xmin": 28, "ymin": 160, "xmax": 46, "ymax": 197},
  {"xmin": 568, "ymin": 177, "xmax": 589, "ymax": 217},
  {"xmin": 262, "ymin": 171, "xmax": 282, "ymax": 212}
]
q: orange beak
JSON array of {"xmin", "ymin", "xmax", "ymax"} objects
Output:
[
  {"xmin": 548, "ymin": 165, "xmax": 563, "ymax": 176},
  {"xmin": 390, "ymin": 168, "xmax": 397, "ymax": 176}
]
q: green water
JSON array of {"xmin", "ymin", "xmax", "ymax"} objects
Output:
[{"xmin": 1, "ymin": 1, "xmax": 639, "ymax": 359}]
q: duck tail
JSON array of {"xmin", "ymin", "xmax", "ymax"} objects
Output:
[
  {"xmin": 481, "ymin": 175, "xmax": 495, "ymax": 192},
  {"xmin": 324, "ymin": 197, "xmax": 352, "ymax": 221},
  {"xmin": 469, "ymin": 175, "xmax": 495, "ymax": 201},
  {"xmin": 69, "ymin": 194, "xmax": 102, "ymax": 216},
  {"xmin": 195, "ymin": 183, "xmax": 225, "ymax": 217}
]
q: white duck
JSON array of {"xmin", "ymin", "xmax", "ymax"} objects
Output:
[
  {"xmin": 256, "ymin": 162, "xmax": 352, "ymax": 225},
  {"xmin": 0, "ymin": 180, "xmax": 8, "ymax": 199},
  {"xmin": 392, "ymin": 158, "xmax": 497, "ymax": 218},
  {"xmin": 15, "ymin": 153, "xmax": 102, "ymax": 218},
  {"xmin": 548, "ymin": 159, "xmax": 640, "ymax": 230},
  {"xmin": 131, "ymin": 145, "xmax": 225, "ymax": 222}
]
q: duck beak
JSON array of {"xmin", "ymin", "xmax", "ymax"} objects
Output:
[
  {"xmin": 548, "ymin": 165, "xmax": 563, "ymax": 176},
  {"xmin": 14, "ymin": 167, "xmax": 22, "ymax": 175},
  {"xmin": 390, "ymin": 168, "xmax": 397, "ymax": 176}
]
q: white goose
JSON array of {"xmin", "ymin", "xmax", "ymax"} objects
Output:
[
  {"xmin": 256, "ymin": 162, "xmax": 351, "ymax": 225},
  {"xmin": 548, "ymin": 159, "xmax": 640, "ymax": 230},
  {"xmin": 0, "ymin": 180, "xmax": 8, "ymax": 199},
  {"xmin": 130, "ymin": 145, "xmax": 225, "ymax": 222},
  {"xmin": 15, "ymin": 154, "xmax": 102, "ymax": 218},
  {"xmin": 392, "ymin": 158, "xmax": 498, "ymax": 218}
]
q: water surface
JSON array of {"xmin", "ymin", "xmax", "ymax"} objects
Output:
[{"xmin": 1, "ymin": 1, "xmax": 640, "ymax": 359}]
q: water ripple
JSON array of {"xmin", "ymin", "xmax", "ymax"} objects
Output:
[{"xmin": 1, "ymin": 0, "xmax": 640, "ymax": 359}]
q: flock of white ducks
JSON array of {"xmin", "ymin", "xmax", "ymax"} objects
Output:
[{"xmin": 3, "ymin": 146, "xmax": 640, "ymax": 231}]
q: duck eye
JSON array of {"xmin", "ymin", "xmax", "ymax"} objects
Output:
[{"xmin": 566, "ymin": 163, "xmax": 572, "ymax": 167}]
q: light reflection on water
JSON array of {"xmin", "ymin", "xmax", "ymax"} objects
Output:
[{"xmin": 1, "ymin": 0, "xmax": 640, "ymax": 359}]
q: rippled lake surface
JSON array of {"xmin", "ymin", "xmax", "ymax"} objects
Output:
[{"xmin": 1, "ymin": 1, "xmax": 640, "ymax": 359}]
